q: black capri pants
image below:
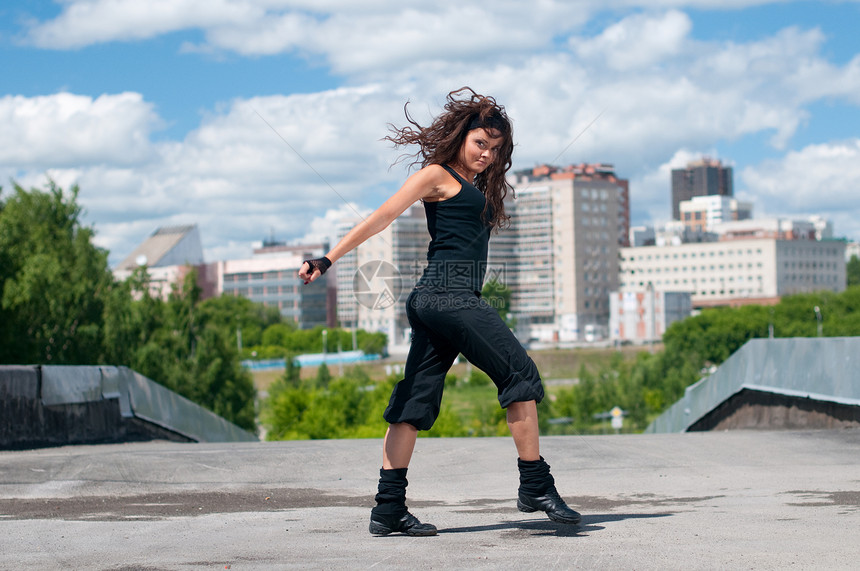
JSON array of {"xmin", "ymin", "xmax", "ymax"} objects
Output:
[{"xmin": 383, "ymin": 287, "xmax": 545, "ymax": 431}]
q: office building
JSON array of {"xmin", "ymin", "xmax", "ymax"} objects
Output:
[
  {"xmin": 619, "ymin": 238, "xmax": 846, "ymax": 308},
  {"xmin": 217, "ymin": 243, "xmax": 332, "ymax": 328},
  {"xmin": 671, "ymin": 158, "xmax": 733, "ymax": 221},
  {"xmin": 609, "ymin": 290, "xmax": 692, "ymax": 344}
]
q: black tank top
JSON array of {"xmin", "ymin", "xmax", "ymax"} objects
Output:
[{"xmin": 419, "ymin": 164, "xmax": 493, "ymax": 293}]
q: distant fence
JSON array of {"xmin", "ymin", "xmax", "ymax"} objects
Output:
[
  {"xmin": 646, "ymin": 337, "xmax": 860, "ymax": 433},
  {"xmin": 1, "ymin": 365, "xmax": 258, "ymax": 450}
]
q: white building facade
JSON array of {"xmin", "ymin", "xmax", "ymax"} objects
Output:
[
  {"xmin": 619, "ymin": 238, "xmax": 846, "ymax": 308},
  {"xmin": 609, "ymin": 289, "xmax": 692, "ymax": 344},
  {"xmin": 679, "ymin": 195, "xmax": 752, "ymax": 234}
]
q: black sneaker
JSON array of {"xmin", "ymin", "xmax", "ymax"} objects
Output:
[
  {"xmin": 517, "ymin": 486, "xmax": 582, "ymax": 524},
  {"xmin": 369, "ymin": 511, "xmax": 438, "ymax": 536}
]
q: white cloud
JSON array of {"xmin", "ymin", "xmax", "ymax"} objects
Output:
[
  {"xmin": 24, "ymin": 0, "xmax": 590, "ymax": 69},
  {"xmin": 0, "ymin": 92, "xmax": 159, "ymax": 168},
  {"xmin": 742, "ymin": 141, "xmax": 860, "ymax": 241},
  {"xmin": 10, "ymin": 1, "xmax": 860, "ymax": 258},
  {"xmin": 25, "ymin": 0, "xmax": 261, "ymax": 48},
  {"xmin": 3, "ymin": 85, "xmax": 418, "ymax": 264},
  {"xmin": 297, "ymin": 203, "xmax": 372, "ymax": 250},
  {"xmin": 571, "ymin": 10, "xmax": 692, "ymax": 71}
]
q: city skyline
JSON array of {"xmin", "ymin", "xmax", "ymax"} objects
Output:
[{"xmin": 2, "ymin": 1, "xmax": 859, "ymax": 265}]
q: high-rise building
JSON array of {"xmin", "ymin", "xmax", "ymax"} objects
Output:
[
  {"xmin": 671, "ymin": 158, "xmax": 733, "ymax": 221},
  {"xmin": 494, "ymin": 163, "xmax": 628, "ymax": 343}
]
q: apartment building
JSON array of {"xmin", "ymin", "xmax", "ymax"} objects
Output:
[
  {"xmin": 609, "ymin": 289, "xmax": 692, "ymax": 344},
  {"xmin": 619, "ymin": 238, "xmax": 846, "ymax": 308},
  {"xmin": 494, "ymin": 164, "xmax": 628, "ymax": 342}
]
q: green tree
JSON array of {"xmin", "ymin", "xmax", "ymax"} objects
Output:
[
  {"xmin": 199, "ymin": 294, "xmax": 282, "ymax": 349},
  {"xmin": 0, "ymin": 181, "xmax": 112, "ymax": 364},
  {"xmin": 282, "ymin": 352, "xmax": 301, "ymax": 386},
  {"xmin": 847, "ymin": 255, "xmax": 860, "ymax": 288},
  {"xmin": 482, "ymin": 279, "xmax": 515, "ymax": 327},
  {"xmin": 153, "ymin": 270, "xmax": 257, "ymax": 431},
  {"xmin": 261, "ymin": 323, "xmax": 297, "ymax": 348},
  {"xmin": 315, "ymin": 362, "xmax": 332, "ymax": 388},
  {"xmin": 102, "ymin": 264, "xmax": 257, "ymax": 431}
]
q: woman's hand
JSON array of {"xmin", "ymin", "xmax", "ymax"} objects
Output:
[{"xmin": 299, "ymin": 256, "xmax": 332, "ymax": 284}]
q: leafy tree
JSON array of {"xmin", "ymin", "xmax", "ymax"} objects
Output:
[
  {"xmin": 245, "ymin": 325, "xmax": 388, "ymax": 358},
  {"xmin": 356, "ymin": 330, "xmax": 388, "ymax": 355},
  {"xmin": 315, "ymin": 362, "xmax": 332, "ymax": 388},
  {"xmin": 482, "ymin": 279, "xmax": 515, "ymax": 327},
  {"xmin": 282, "ymin": 352, "xmax": 301, "ymax": 386},
  {"xmin": 199, "ymin": 294, "xmax": 282, "ymax": 349},
  {"xmin": 847, "ymin": 255, "xmax": 860, "ymax": 287},
  {"xmin": 260, "ymin": 375, "xmax": 395, "ymax": 440},
  {"xmin": 144, "ymin": 270, "xmax": 257, "ymax": 431},
  {"xmin": 261, "ymin": 323, "xmax": 297, "ymax": 348},
  {"xmin": 0, "ymin": 181, "xmax": 112, "ymax": 364},
  {"xmin": 0, "ymin": 181, "xmax": 257, "ymax": 430}
]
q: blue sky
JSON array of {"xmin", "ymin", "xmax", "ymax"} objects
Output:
[{"xmin": 2, "ymin": 1, "xmax": 859, "ymax": 264}]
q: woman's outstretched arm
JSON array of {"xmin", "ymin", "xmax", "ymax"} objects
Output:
[{"xmin": 298, "ymin": 165, "xmax": 447, "ymax": 283}]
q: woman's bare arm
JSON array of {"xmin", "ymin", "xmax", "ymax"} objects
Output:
[{"xmin": 299, "ymin": 165, "xmax": 449, "ymax": 283}]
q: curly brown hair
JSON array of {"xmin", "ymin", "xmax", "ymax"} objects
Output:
[{"xmin": 385, "ymin": 87, "xmax": 514, "ymax": 230}]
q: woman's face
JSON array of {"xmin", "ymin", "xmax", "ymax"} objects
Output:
[{"xmin": 457, "ymin": 128, "xmax": 504, "ymax": 177}]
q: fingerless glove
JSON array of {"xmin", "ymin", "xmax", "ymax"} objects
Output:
[{"xmin": 304, "ymin": 256, "xmax": 333, "ymax": 276}]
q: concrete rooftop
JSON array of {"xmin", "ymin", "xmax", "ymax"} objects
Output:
[{"xmin": 1, "ymin": 430, "xmax": 859, "ymax": 570}]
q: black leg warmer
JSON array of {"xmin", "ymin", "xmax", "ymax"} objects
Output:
[
  {"xmin": 516, "ymin": 457, "xmax": 582, "ymax": 525},
  {"xmin": 372, "ymin": 467, "xmax": 409, "ymax": 517},
  {"xmin": 369, "ymin": 467, "xmax": 437, "ymax": 536},
  {"xmin": 517, "ymin": 457, "xmax": 554, "ymax": 497}
]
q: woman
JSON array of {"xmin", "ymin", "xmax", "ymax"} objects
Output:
[{"xmin": 299, "ymin": 87, "xmax": 581, "ymax": 536}]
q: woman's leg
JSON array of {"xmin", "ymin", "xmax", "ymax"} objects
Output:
[
  {"xmin": 370, "ymin": 291, "xmax": 452, "ymax": 536},
  {"xmin": 434, "ymin": 296, "xmax": 580, "ymax": 525},
  {"xmin": 510, "ymin": 400, "xmax": 582, "ymax": 524},
  {"xmin": 382, "ymin": 422, "xmax": 418, "ymax": 469},
  {"xmin": 506, "ymin": 400, "xmax": 540, "ymax": 461}
]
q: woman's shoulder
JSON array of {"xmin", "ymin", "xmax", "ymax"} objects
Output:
[
  {"xmin": 419, "ymin": 163, "xmax": 452, "ymax": 179},
  {"xmin": 411, "ymin": 164, "xmax": 461, "ymax": 202}
]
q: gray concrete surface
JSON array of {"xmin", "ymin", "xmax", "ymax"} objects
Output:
[{"xmin": 1, "ymin": 430, "xmax": 859, "ymax": 570}]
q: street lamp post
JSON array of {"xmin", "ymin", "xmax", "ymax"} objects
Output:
[
  {"xmin": 813, "ymin": 306, "xmax": 823, "ymax": 337},
  {"xmin": 647, "ymin": 282, "xmax": 656, "ymax": 353}
]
